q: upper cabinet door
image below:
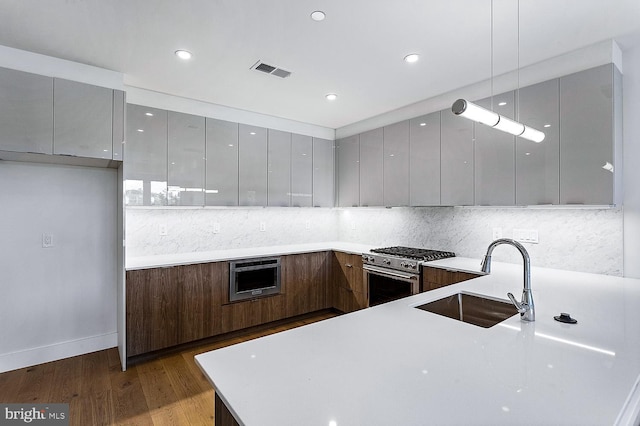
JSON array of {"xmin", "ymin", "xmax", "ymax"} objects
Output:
[
  {"xmin": 312, "ymin": 138, "xmax": 334, "ymax": 207},
  {"xmin": 359, "ymin": 128, "xmax": 383, "ymax": 207},
  {"xmin": 167, "ymin": 111, "xmax": 205, "ymax": 206},
  {"xmin": 410, "ymin": 112, "xmax": 440, "ymax": 206},
  {"xmin": 125, "ymin": 104, "xmax": 168, "ymax": 206},
  {"xmin": 441, "ymin": 109, "xmax": 474, "ymax": 206},
  {"xmin": 560, "ymin": 64, "xmax": 619, "ymax": 205},
  {"xmin": 239, "ymin": 124, "xmax": 267, "ymax": 206},
  {"xmin": 336, "ymin": 135, "xmax": 359, "ymax": 207},
  {"xmin": 267, "ymin": 129, "xmax": 292, "ymax": 207},
  {"xmin": 383, "ymin": 120, "xmax": 410, "ymax": 207},
  {"xmin": 474, "ymin": 91, "xmax": 516, "ymax": 206},
  {"xmin": 112, "ymin": 90, "xmax": 125, "ymax": 161},
  {"xmin": 205, "ymin": 118, "xmax": 239, "ymax": 206},
  {"xmin": 516, "ymin": 79, "xmax": 560, "ymax": 205},
  {"xmin": 54, "ymin": 78, "xmax": 113, "ymax": 159},
  {"xmin": 0, "ymin": 67, "xmax": 53, "ymax": 154},
  {"xmin": 291, "ymin": 134, "xmax": 313, "ymax": 207}
]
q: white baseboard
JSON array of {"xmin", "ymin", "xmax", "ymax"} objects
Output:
[{"xmin": 0, "ymin": 332, "xmax": 118, "ymax": 374}]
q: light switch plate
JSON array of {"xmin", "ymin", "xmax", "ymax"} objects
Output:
[
  {"xmin": 159, "ymin": 224, "xmax": 168, "ymax": 236},
  {"xmin": 42, "ymin": 233, "xmax": 54, "ymax": 248},
  {"xmin": 213, "ymin": 222, "xmax": 221, "ymax": 234}
]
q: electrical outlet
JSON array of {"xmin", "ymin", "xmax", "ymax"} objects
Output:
[
  {"xmin": 492, "ymin": 227, "xmax": 503, "ymax": 240},
  {"xmin": 42, "ymin": 233, "xmax": 54, "ymax": 248},
  {"xmin": 513, "ymin": 228, "xmax": 539, "ymax": 244},
  {"xmin": 213, "ymin": 222, "xmax": 221, "ymax": 234},
  {"xmin": 260, "ymin": 222, "xmax": 266, "ymax": 232},
  {"xmin": 159, "ymin": 224, "xmax": 168, "ymax": 236},
  {"xmin": 351, "ymin": 222, "xmax": 357, "ymax": 230},
  {"xmin": 305, "ymin": 220, "xmax": 311, "ymax": 230}
]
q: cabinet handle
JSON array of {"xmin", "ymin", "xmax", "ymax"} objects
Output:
[{"xmin": 345, "ymin": 263, "xmax": 353, "ymax": 268}]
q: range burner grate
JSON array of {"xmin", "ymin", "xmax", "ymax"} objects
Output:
[{"xmin": 371, "ymin": 246, "xmax": 456, "ymax": 262}]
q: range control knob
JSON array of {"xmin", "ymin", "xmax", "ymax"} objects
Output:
[
  {"xmin": 400, "ymin": 261, "xmax": 407, "ymax": 268},
  {"xmin": 383, "ymin": 259, "xmax": 391, "ymax": 265}
]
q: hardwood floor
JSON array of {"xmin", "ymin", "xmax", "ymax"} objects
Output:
[{"xmin": 0, "ymin": 310, "xmax": 337, "ymax": 425}]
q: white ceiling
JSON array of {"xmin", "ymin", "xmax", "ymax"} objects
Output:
[{"xmin": 1, "ymin": 0, "xmax": 639, "ymax": 130}]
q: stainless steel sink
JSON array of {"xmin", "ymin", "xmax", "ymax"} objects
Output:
[{"xmin": 415, "ymin": 292, "xmax": 518, "ymax": 328}]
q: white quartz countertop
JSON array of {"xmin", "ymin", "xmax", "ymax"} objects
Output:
[
  {"xmin": 196, "ymin": 261, "xmax": 640, "ymax": 426},
  {"xmin": 126, "ymin": 242, "xmax": 374, "ymax": 270}
]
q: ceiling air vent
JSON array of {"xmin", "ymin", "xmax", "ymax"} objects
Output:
[{"xmin": 251, "ymin": 60, "xmax": 291, "ymax": 78}]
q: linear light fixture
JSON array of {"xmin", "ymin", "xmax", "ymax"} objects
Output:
[
  {"xmin": 451, "ymin": 0, "xmax": 545, "ymax": 144},
  {"xmin": 451, "ymin": 99, "xmax": 545, "ymax": 143}
]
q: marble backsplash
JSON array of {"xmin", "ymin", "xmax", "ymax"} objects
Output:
[
  {"xmin": 126, "ymin": 206, "xmax": 623, "ymax": 276},
  {"xmin": 337, "ymin": 207, "xmax": 623, "ymax": 276},
  {"xmin": 125, "ymin": 207, "xmax": 339, "ymax": 256}
]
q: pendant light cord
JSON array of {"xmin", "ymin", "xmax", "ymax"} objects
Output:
[{"xmin": 490, "ymin": 0, "xmax": 494, "ymax": 111}]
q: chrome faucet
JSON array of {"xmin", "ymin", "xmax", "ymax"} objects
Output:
[{"xmin": 481, "ymin": 238, "xmax": 535, "ymax": 322}]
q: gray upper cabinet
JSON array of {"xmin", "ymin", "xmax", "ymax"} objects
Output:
[
  {"xmin": 205, "ymin": 118, "xmax": 239, "ymax": 206},
  {"xmin": 441, "ymin": 108, "xmax": 474, "ymax": 206},
  {"xmin": 125, "ymin": 104, "xmax": 168, "ymax": 206},
  {"xmin": 516, "ymin": 79, "xmax": 560, "ymax": 205},
  {"xmin": 383, "ymin": 120, "xmax": 410, "ymax": 206},
  {"xmin": 474, "ymin": 92, "xmax": 515, "ymax": 205},
  {"xmin": 54, "ymin": 78, "xmax": 113, "ymax": 159},
  {"xmin": 410, "ymin": 112, "xmax": 441, "ymax": 206},
  {"xmin": 336, "ymin": 135, "xmax": 360, "ymax": 207},
  {"xmin": 312, "ymin": 138, "xmax": 334, "ymax": 207},
  {"xmin": 112, "ymin": 90, "xmax": 125, "ymax": 161},
  {"xmin": 359, "ymin": 128, "xmax": 384, "ymax": 207},
  {"xmin": 167, "ymin": 111, "xmax": 205, "ymax": 206},
  {"xmin": 560, "ymin": 64, "xmax": 621, "ymax": 205},
  {"xmin": 239, "ymin": 124, "xmax": 267, "ymax": 206},
  {"xmin": 267, "ymin": 129, "xmax": 292, "ymax": 207},
  {"xmin": 0, "ymin": 67, "xmax": 53, "ymax": 154},
  {"xmin": 291, "ymin": 134, "xmax": 313, "ymax": 207}
]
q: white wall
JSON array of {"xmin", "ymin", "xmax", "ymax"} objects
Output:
[
  {"xmin": 0, "ymin": 162, "xmax": 118, "ymax": 373},
  {"xmin": 623, "ymin": 42, "xmax": 640, "ymax": 278}
]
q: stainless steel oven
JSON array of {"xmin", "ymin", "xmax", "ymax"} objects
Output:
[
  {"xmin": 363, "ymin": 247, "xmax": 456, "ymax": 306},
  {"xmin": 363, "ymin": 263, "xmax": 420, "ymax": 306}
]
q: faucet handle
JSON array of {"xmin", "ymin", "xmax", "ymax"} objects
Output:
[{"xmin": 507, "ymin": 292, "xmax": 527, "ymax": 314}]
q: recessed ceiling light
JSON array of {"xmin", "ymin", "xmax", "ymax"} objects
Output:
[
  {"xmin": 419, "ymin": 122, "xmax": 427, "ymax": 127},
  {"xmin": 403, "ymin": 53, "xmax": 419, "ymax": 63},
  {"xmin": 175, "ymin": 50, "xmax": 192, "ymax": 60},
  {"xmin": 498, "ymin": 101, "xmax": 507, "ymax": 106},
  {"xmin": 310, "ymin": 10, "xmax": 326, "ymax": 21},
  {"xmin": 544, "ymin": 124, "xmax": 551, "ymax": 128},
  {"xmin": 137, "ymin": 129, "xmax": 144, "ymax": 132},
  {"xmin": 145, "ymin": 112, "xmax": 154, "ymax": 117},
  {"xmin": 325, "ymin": 93, "xmax": 338, "ymax": 101},
  {"xmin": 250, "ymin": 132, "xmax": 256, "ymax": 135}
]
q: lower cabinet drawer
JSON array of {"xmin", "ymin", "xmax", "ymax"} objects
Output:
[{"xmin": 221, "ymin": 294, "xmax": 287, "ymax": 334}]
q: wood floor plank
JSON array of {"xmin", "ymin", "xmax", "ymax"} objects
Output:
[
  {"xmin": 137, "ymin": 358, "xmax": 190, "ymax": 425},
  {"xmin": 49, "ymin": 356, "xmax": 83, "ymax": 403},
  {"xmin": 14, "ymin": 362, "xmax": 56, "ymax": 403},
  {"xmin": 0, "ymin": 310, "xmax": 337, "ymax": 425},
  {"xmin": 162, "ymin": 354, "xmax": 214, "ymax": 424},
  {"xmin": 0, "ymin": 367, "xmax": 26, "ymax": 402}
]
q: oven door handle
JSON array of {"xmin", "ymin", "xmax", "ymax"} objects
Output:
[{"xmin": 363, "ymin": 265, "xmax": 419, "ymax": 282}]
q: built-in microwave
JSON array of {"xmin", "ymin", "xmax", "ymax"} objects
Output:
[{"xmin": 229, "ymin": 257, "xmax": 281, "ymax": 302}]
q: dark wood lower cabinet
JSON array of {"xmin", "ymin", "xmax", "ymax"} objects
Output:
[
  {"xmin": 283, "ymin": 251, "xmax": 331, "ymax": 317},
  {"xmin": 220, "ymin": 294, "xmax": 287, "ymax": 333},
  {"xmin": 177, "ymin": 262, "xmax": 226, "ymax": 344},
  {"xmin": 126, "ymin": 267, "xmax": 178, "ymax": 357},
  {"xmin": 332, "ymin": 251, "xmax": 367, "ymax": 313},
  {"xmin": 422, "ymin": 266, "xmax": 481, "ymax": 292},
  {"xmin": 126, "ymin": 262, "xmax": 227, "ymax": 357},
  {"xmin": 127, "ymin": 250, "xmax": 369, "ymax": 358},
  {"xmin": 215, "ymin": 393, "xmax": 240, "ymax": 426}
]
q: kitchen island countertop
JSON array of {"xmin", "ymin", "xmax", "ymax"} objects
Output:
[{"xmin": 196, "ymin": 259, "xmax": 640, "ymax": 425}]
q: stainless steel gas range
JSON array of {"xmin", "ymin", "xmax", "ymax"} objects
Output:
[{"xmin": 363, "ymin": 246, "xmax": 456, "ymax": 306}]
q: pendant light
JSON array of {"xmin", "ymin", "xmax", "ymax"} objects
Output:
[{"xmin": 452, "ymin": 0, "xmax": 545, "ymax": 143}]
